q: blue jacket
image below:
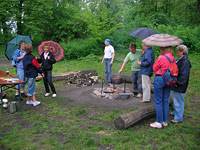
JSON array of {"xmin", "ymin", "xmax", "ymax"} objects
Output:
[
  {"xmin": 12, "ymin": 49, "xmax": 26, "ymax": 68},
  {"xmin": 140, "ymin": 47, "xmax": 155, "ymax": 77},
  {"xmin": 171, "ymin": 55, "xmax": 191, "ymax": 93}
]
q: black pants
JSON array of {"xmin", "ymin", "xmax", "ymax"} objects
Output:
[{"xmin": 43, "ymin": 70, "xmax": 56, "ymax": 94}]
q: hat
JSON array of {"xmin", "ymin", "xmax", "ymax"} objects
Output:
[{"xmin": 105, "ymin": 39, "xmax": 111, "ymax": 44}]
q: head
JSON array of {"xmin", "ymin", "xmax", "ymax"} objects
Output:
[
  {"xmin": 142, "ymin": 43, "xmax": 149, "ymax": 50},
  {"xmin": 129, "ymin": 43, "xmax": 136, "ymax": 53},
  {"xmin": 25, "ymin": 43, "xmax": 33, "ymax": 54},
  {"xmin": 105, "ymin": 39, "xmax": 111, "ymax": 46},
  {"xmin": 160, "ymin": 46, "xmax": 173, "ymax": 54},
  {"xmin": 19, "ymin": 41, "xmax": 26, "ymax": 50},
  {"xmin": 177, "ymin": 45, "xmax": 188, "ymax": 58},
  {"xmin": 44, "ymin": 45, "xmax": 50, "ymax": 53}
]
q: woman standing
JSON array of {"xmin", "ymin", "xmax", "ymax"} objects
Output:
[{"xmin": 150, "ymin": 46, "xmax": 174, "ymax": 129}]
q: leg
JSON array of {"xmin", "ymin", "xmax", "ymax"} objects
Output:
[
  {"xmin": 131, "ymin": 71, "xmax": 138, "ymax": 92},
  {"xmin": 107, "ymin": 59, "xmax": 112, "ymax": 83},
  {"xmin": 43, "ymin": 70, "xmax": 50, "ymax": 93},
  {"xmin": 104, "ymin": 59, "xmax": 109, "ymax": 83},
  {"xmin": 137, "ymin": 71, "xmax": 142, "ymax": 94},
  {"xmin": 142, "ymin": 75, "xmax": 151, "ymax": 101},
  {"xmin": 47, "ymin": 71, "xmax": 56, "ymax": 94},
  {"xmin": 163, "ymin": 86, "xmax": 170, "ymax": 123}
]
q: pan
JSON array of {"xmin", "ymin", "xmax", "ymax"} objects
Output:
[{"xmin": 111, "ymin": 75, "xmax": 123, "ymax": 84}]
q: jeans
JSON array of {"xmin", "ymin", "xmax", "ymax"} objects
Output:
[
  {"xmin": 27, "ymin": 78, "xmax": 36, "ymax": 96},
  {"xmin": 16, "ymin": 67, "xmax": 26, "ymax": 90},
  {"xmin": 171, "ymin": 91, "xmax": 185, "ymax": 122},
  {"xmin": 104, "ymin": 58, "xmax": 112, "ymax": 83},
  {"xmin": 142, "ymin": 75, "xmax": 151, "ymax": 101},
  {"xmin": 131, "ymin": 71, "xmax": 142, "ymax": 94},
  {"xmin": 154, "ymin": 76, "xmax": 170, "ymax": 123},
  {"xmin": 43, "ymin": 70, "xmax": 56, "ymax": 94}
]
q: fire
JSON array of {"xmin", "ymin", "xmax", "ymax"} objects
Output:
[{"xmin": 109, "ymin": 88, "xmax": 118, "ymax": 93}]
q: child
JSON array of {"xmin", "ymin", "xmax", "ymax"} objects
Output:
[
  {"xmin": 37, "ymin": 46, "xmax": 57, "ymax": 97},
  {"xmin": 23, "ymin": 43, "xmax": 44, "ymax": 106}
]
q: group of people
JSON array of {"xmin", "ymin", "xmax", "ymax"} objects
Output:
[
  {"xmin": 12, "ymin": 41, "xmax": 57, "ymax": 106},
  {"xmin": 101, "ymin": 39, "xmax": 191, "ymax": 129}
]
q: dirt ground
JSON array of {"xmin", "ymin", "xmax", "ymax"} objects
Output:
[{"xmin": 0, "ymin": 57, "xmax": 10, "ymax": 68}]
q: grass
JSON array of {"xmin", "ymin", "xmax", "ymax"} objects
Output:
[{"xmin": 0, "ymin": 53, "xmax": 200, "ymax": 150}]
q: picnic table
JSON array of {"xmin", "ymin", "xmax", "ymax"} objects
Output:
[{"xmin": 0, "ymin": 70, "xmax": 24, "ymax": 113}]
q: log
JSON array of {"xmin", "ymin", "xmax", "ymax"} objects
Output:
[{"xmin": 114, "ymin": 105, "xmax": 156, "ymax": 130}]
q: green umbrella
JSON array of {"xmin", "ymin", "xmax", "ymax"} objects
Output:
[{"xmin": 5, "ymin": 35, "xmax": 32, "ymax": 60}]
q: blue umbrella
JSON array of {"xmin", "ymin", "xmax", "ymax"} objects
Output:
[
  {"xmin": 5, "ymin": 35, "xmax": 32, "ymax": 60},
  {"xmin": 128, "ymin": 27, "xmax": 157, "ymax": 39}
]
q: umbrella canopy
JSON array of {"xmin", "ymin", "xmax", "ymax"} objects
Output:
[
  {"xmin": 5, "ymin": 35, "xmax": 32, "ymax": 60},
  {"xmin": 38, "ymin": 41, "xmax": 65, "ymax": 62},
  {"xmin": 128, "ymin": 27, "xmax": 157, "ymax": 39},
  {"xmin": 142, "ymin": 34, "xmax": 183, "ymax": 47}
]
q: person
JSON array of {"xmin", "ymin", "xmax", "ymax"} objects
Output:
[
  {"xmin": 119, "ymin": 43, "xmax": 143, "ymax": 97},
  {"xmin": 137, "ymin": 43, "xmax": 155, "ymax": 103},
  {"xmin": 150, "ymin": 46, "xmax": 174, "ymax": 128},
  {"xmin": 170, "ymin": 45, "xmax": 191, "ymax": 123},
  {"xmin": 23, "ymin": 43, "xmax": 44, "ymax": 106},
  {"xmin": 37, "ymin": 46, "xmax": 57, "ymax": 97},
  {"xmin": 101, "ymin": 39, "xmax": 115, "ymax": 84},
  {"xmin": 12, "ymin": 41, "xmax": 27, "ymax": 99}
]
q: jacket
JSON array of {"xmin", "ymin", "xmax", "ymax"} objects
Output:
[
  {"xmin": 140, "ymin": 47, "xmax": 155, "ymax": 77},
  {"xmin": 153, "ymin": 52, "xmax": 174, "ymax": 75},
  {"xmin": 171, "ymin": 55, "xmax": 191, "ymax": 93},
  {"xmin": 12, "ymin": 49, "xmax": 26, "ymax": 68},
  {"xmin": 37, "ymin": 51, "xmax": 56, "ymax": 71},
  {"xmin": 23, "ymin": 54, "xmax": 42, "ymax": 78}
]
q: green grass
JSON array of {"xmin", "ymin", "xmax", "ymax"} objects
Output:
[{"xmin": 0, "ymin": 53, "xmax": 200, "ymax": 150}]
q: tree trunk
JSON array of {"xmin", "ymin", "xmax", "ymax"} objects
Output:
[
  {"xmin": 114, "ymin": 105, "xmax": 156, "ymax": 130},
  {"xmin": 198, "ymin": 0, "xmax": 200, "ymax": 13},
  {"xmin": 17, "ymin": 0, "xmax": 23, "ymax": 35}
]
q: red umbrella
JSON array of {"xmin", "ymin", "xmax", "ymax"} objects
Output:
[{"xmin": 38, "ymin": 41, "xmax": 65, "ymax": 62}]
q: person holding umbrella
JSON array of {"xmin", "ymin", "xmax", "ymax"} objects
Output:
[
  {"xmin": 101, "ymin": 39, "xmax": 115, "ymax": 84},
  {"xmin": 12, "ymin": 40, "xmax": 27, "ymax": 99}
]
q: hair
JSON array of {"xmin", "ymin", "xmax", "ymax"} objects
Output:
[
  {"xmin": 129, "ymin": 43, "xmax": 136, "ymax": 49},
  {"xmin": 25, "ymin": 43, "xmax": 33, "ymax": 54},
  {"xmin": 160, "ymin": 46, "xmax": 173, "ymax": 55},
  {"xmin": 177, "ymin": 45, "xmax": 188, "ymax": 55},
  {"xmin": 44, "ymin": 45, "xmax": 50, "ymax": 50},
  {"xmin": 19, "ymin": 40, "xmax": 26, "ymax": 49},
  {"xmin": 142, "ymin": 42, "xmax": 149, "ymax": 47}
]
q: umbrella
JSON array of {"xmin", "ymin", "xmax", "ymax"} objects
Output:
[
  {"xmin": 142, "ymin": 34, "xmax": 183, "ymax": 47},
  {"xmin": 38, "ymin": 41, "xmax": 65, "ymax": 62},
  {"xmin": 5, "ymin": 35, "xmax": 32, "ymax": 60},
  {"xmin": 128, "ymin": 27, "xmax": 157, "ymax": 39}
]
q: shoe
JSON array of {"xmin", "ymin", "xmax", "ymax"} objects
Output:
[
  {"xmin": 26, "ymin": 100, "xmax": 34, "ymax": 105},
  {"xmin": 150, "ymin": 122, "xmax": 162, "ymax": 129},
  {"xmin": 139, "ymin": 100, "xmax": 150, "ymax": 103},
  {"xmin": 162, "ymin": 122, "xmax": 168, "ymax": 127},
  {"xmin": 33, "ymin": 100, "xmax": 41, "ymax": 106},
  {"xmin": 136, "ymin": 93, "xmax": 142, "ymax": 98},
  {"xmin": 21, "ymin": 93, "xmax": 27, "ymax": 98},
  {"xmin": 45, "ymin": 93, "xmax": 50, "ymax": 97},
  {"xmin": 171, "ymin": 119, "xmax": 181, "ymax": 124},
  {"xmin": 52, "ymin": 94, "xmax": 57, "ymax": 97}
]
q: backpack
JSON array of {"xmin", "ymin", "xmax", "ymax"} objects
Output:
[
  {"xmin": 161, "ymin": 55, "xmax": 178, "ymax": 86},
  {"xmin": 11, "ymin": 50, "xmax": 20, "ymax": 67}
]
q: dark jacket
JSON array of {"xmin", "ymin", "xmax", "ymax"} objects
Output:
[
  {"xmin": 37, "ymin": 52, "xmax": 56, "ymax": 71},
  {"xmin": 140, "ymin": 47, "xmax": 155, "ymax": 77},
  {"xmin": 23, "ymin": 54, "xmax": 42, "ymax": 78},
  {"xmin": 171, "ymin": 55, "xmax": 191, "ymax": 93}
]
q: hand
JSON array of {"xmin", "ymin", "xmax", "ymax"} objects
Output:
[
  {"xmin": 110, "ymin": 61, "xmax": 113, "ymax": 65},
  {"xmin": 101, "ymin": 60, "xmax": 104, "ymax": 64},
  {"xmin": 137, "ymin": 61, "xmax": 141, "ymax": 66},
  {"xmin": 41, "ymin": 73, "xmax": 44, "ymax": 78},
  {"xmin": 142, "ymin": 50, "xmax": 144, "ymax": 54},
  {"xmin": 119, "ymin": 69, "xmax": 122, "ymax": 74},
  {"xmin": 47, "ymin": 56, "xmax": 50, "ymax": 59}
]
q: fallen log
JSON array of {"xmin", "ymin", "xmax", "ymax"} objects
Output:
[{"xmin": 114, "ymin": 105, "xmax": 156, "ymax": 130}]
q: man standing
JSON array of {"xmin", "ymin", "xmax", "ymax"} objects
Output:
[
  {"xmin": 137, "ymin": 43, "xmax": 155, "ymax": 103},
  {"xmin": 119, "ymin": 43, "xmax": 143, "ymax": 97},
  {"xmin": 171, "ymin": 45, "xmax": 191, "ymax": 123}
]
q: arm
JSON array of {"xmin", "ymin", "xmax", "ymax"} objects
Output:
[
  {"xmin": 141, "ymin": 52, "xmax": 153, "ymax": 67},
  {"xmin": 48, "ymin": 53, "xmax": 56, "ymax": 64},
  {"xmin": 119, "ymin": 62, "xmax": 127, "ymax": 74},
  {"xmin": 110, "ymin": 52, "xmax": 115, "ymax": 65},
  {"xmin": 101, "ymin": 56, "xmax": 104, "ymax": 64}
]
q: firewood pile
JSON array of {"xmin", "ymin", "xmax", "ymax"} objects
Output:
[{"xmin": 65, "ymin": 72, "xmax": 98, "ymax": 87}]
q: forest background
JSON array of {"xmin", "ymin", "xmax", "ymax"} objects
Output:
[{"xmin": 1, "ymin": 0, "xmax": 200, "ymax": 59}]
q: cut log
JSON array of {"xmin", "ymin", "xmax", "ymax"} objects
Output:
[{"xmin": 114, "ymin": 105, "xmax": 156, "ymax": 130}]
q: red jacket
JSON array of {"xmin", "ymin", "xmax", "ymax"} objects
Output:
[{"xmin": 153, "ymin": 52, "xmax": 175, "ymax": 75}]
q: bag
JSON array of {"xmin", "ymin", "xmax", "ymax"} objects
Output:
[
  {"xmin": 11, "ymin": 50, "xmax": 20, "ymax": 67},
  {"xmin": 161, "ymin": 55, "xmax": 178, "ymax": 86}
]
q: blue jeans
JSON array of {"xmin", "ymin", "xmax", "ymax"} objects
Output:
[
  {"xmin": 154, "ymin": 76, "xmax": 170, "ymax": 123},
  {"xmin": 104, "ymin": 58, "xmax": 112, "ymax": 83},
  {"xmin": 27, "ymin": 78, "xmax": 36, "ymax": 96},
  {"xmin": 16, "ymin": 67, "xmax": 26, "ymax": 90},
  {"xmin": 171, "ymin": 91, "xmax": 185, "ymax": 121},
  {"xmin": 131, "ymin": 71, "xmax": 142, "ymax": 94}
]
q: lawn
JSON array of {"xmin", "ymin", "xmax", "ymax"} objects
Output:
[{"xmin": 0, "ymin": 53, "xmax": 200, "ymax": 150}]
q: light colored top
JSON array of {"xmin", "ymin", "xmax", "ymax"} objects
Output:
[
  {"xmin": 124, "ymin": 49, "xmax": 142, "ymax": 71},
  {"xmin": 44, "ymin": 52, "xmax": 49, "ymax": 60},
  {"xmin": 104, "ymin": 45, "xmax": 114, "ymax": 59}
]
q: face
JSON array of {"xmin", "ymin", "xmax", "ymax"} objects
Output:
[
  {"xmin": 105, "ymin": 41, "xmax": 110, "ymax": 46},
  {"xmin": 129, "ymin": 48, "xmax": 136, "ymax": 53},
  {"xmin": 20, "ymin": 42, "xmax": 26, "ymax": 50},
  {"xmin": 44, "ymin": 47, "xmax": 49, "ymax": 53},
  {"xmin": 177, "ymin": 49, "xmax": 183, "ymax": 58}
]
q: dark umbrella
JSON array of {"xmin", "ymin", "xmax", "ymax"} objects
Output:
[
  {"xmin": 38, "ymin": 41, "xmax": 65, "ymax": 62},
  {"xmin": 128, "ymin": 27, "xmax": 157, "ymax": 39},
  {"xmin": 5, "ymin": 35, "xmax": 32, "ymax": 60},
  {"xmin": 142, "ymin": 34, "xmax": 183, "ymax": 47}
]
